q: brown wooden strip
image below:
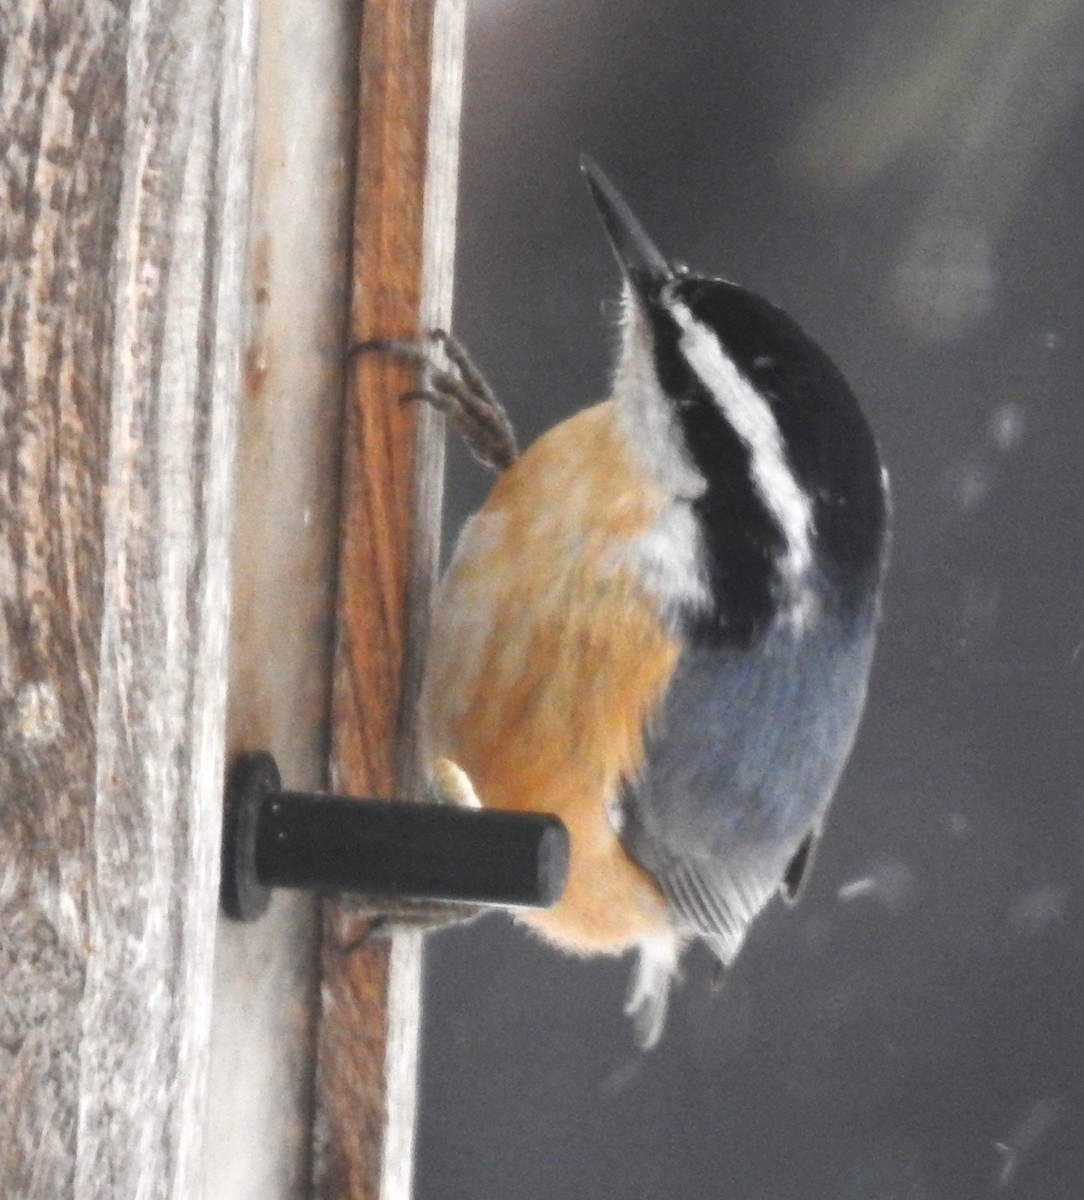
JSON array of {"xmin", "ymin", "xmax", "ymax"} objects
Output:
[{"xmin": 314, "ymin": 1, "xmax": 465, "ymax": 1198}]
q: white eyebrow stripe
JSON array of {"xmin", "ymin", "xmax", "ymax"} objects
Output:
[{"xmin": 670, "ymin": 301, "xmax": 813, "ymax": 586}]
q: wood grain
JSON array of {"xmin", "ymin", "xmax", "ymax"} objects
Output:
[
  {"xmin": 316, "ymin": 1, "xmax": 466, "ymax": 1198},
  {"xmin": 202, "ymin": 0, "xmax": 362, "ymax": 1195},
  {"xmin": 0, "ymin": 0, "xmax": 256, "ymax": 1196}
]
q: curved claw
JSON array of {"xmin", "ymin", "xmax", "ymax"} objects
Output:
[{"xmin": 349, "ymin": 330, "xmax": 519, "ymax": 473}]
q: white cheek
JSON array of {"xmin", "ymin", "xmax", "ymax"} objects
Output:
[
  {"xmin": 620, "ymin": 502, "xmax": 710, "ymax": 618},
  {"xmin": 613, "ymin": 297, "xmax": 705, "ymax": 501}
]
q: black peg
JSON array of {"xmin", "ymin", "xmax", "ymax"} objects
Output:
[{"xmin": 221, "ymin": 750, "xmax": 570, "ymax": 922}]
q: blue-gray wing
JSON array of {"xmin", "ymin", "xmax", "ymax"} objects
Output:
[{"xmin": 620, "ymin": 613, "xmax": 877, "ymax": 964}]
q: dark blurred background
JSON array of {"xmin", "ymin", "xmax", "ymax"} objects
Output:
[{"xmin": 415, "ymin": 2, "xmax": 1084, "ymax": 1197}]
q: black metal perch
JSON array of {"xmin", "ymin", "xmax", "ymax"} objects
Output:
[{"xmin": 220, "ymin": 750, "xmax": 570, "ymax": 922}]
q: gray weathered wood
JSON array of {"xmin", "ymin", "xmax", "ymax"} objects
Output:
[
  {"xmin": 206, "ymin": 0, "xmax": 466, "ymax": 1194},
  {"xmin": 0, "ymin": 0, "xmax": 256, "ymax": 1195},
  {"xmin": 202, "ymin": 0, "xmax": 361, "ymax": 1194}
]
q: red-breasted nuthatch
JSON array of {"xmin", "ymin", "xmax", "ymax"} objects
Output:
[{"xmin": 418, "ymin": 158, "xmax": 889, "ymax": 1047}]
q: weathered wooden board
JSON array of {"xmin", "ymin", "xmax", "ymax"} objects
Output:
[
  {"xmin": 202, "ymin": 0, "xmax": 361, "ymax": 1196},
  {"xmin": 1, "ymin": 0, "xmax": 463, "ymax": 1193},
  {"xmin": 0, "ymin": 0, "xmax": 256, "ymax": 1195}
]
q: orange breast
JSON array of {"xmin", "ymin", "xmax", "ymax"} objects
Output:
[{"xmin": 421, "ymin": 402, "xmax": 680, "ymax": 952}]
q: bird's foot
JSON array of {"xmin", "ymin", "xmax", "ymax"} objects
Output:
[
  {"xmin": 336, "ymin": 897, "xmax": 485, "ymax": 950},
  {"xmin": 351, "ymin": 328, "xmax": 518, "ymax": 473},
  {"xmin": 428, "ymin": 757, "xmax": 483, "ymax": 809}
]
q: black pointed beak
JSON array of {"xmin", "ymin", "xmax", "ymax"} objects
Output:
[{"xmin": 580, "ymin": 155, "xmax": 673, "ymax": 295}]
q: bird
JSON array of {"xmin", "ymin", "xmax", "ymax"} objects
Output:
[{"xmin": 383, "ymin": 157, "xmax": 890, "ymax": 1047}]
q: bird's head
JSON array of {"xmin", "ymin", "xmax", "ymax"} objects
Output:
[{"xmin": 582, "ymin": 156, "xmax": 889, "ymax": 643}]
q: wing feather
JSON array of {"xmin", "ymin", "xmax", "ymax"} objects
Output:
[{"xmin": 621, "ymin": 609, "xmax": 877, "ymax": 954}]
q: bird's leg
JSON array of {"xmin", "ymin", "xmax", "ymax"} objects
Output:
[
  {"xmin": 337, "ymin": 898, "xmax": 484, "ymax": 948},
  {"xmin": 335, "ymin": 758, "xmax": 488, "ymax": 951},
  {"xmin": 351, "ymin": 329, "xmax": 519, "ymax": 473}
]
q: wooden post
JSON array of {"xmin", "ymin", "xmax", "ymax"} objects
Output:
[
  {"xmin": 316, "ymin": 3, "xmax": 465, "ymax": 1199},
  {"xmin": 0, "ymin": 0, "xmax": 256, "ymax": 1195},
  {"xmin": 1, "ymin": 0, "xmax": 461, "ymax": 1194}
]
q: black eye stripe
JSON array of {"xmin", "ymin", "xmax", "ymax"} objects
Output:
[
  {"xmin": 643, "ymin": 275, "xmax": 888, "ymax": 625},
  {"xmin": 646, "ymin": 303, "xmax": 782, "ymax": 646}
]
